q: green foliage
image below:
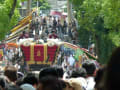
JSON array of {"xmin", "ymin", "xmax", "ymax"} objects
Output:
[
  {"xmin": 78, "ymin": 28, "xmax": 90, "ymax": 49},
  {"xmin": 0, "ymin": 0, "xmax": 20, "ymax": 40},
  {"xmin": 102, "ymin": 0, "xmax": 120, "ymax": 30},
  {"xmin": 0, "ymin": 3, "xmax": 10, "ymax": 40},
  {"xmin": 9, "ymin": 9, "xmax": 20, "ymax": 29},
  {"xmin": 32, "ymin": 0, "xmax": 50, "ymax": 10},
  {"xmin": 71, "ymin": 0, "xmax": 120, "ymax": 64},
  {"xmin": 0, "ymin": 0, "xmax": 4, "ymax": 4},
  {"xmin": 74, "ymin": 48, "xmax": 84, "ymax": 61},
  {"xmin": 70, "ymin": 0, "xmax": 83, "ymax": 6}
]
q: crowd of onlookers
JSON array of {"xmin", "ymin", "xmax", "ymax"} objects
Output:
[
  {"xmin": 1, "ymin": 12, "xmax": 120, "ymax": 90},
  {"xmin": 0, "ymin": 47, "xmax": 120, "ymax": 90}
]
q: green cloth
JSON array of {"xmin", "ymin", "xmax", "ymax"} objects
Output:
[{"xmin": 74, "ymin": 49, "xmax": 84, "ymax": 61}]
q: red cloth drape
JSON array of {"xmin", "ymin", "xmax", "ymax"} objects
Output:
[
  {"xmin": 21, "ymin": 45, "xmax": 30, "ymax": 61},
  {"xmin": 21, "ymin": 45, "xmax": 58, "ymax": 63},
  {"xmin": 34, "ymin": 45, "xmax": 44, "ymax": 61},
  {"xmin": 47, "ymin": 45, "xmax": 58, "ymax": 62}
]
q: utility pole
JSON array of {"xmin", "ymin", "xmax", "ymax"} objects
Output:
[
  {"xmin": 27, "ymin": 0, "xmax": 31, "ymax": 15},
  {"xmin": 67, "ymin": 0, "xmax": 72, "ymax": 24},
  {"xmin": 37, "ymin": 0, "xmax": 39, "ymax": 12}
]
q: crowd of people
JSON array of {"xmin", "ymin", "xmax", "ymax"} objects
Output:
[
  {"xmin": 1, "ymin": 11, "xmax": 119, "ymax": 90},
  {"xmin": 0, "ymin": 47, "xmax": 120, "ymax": 90},
  {"xmin": 19, "ymin": 14, "xmax": 78, "ymax": 44}
]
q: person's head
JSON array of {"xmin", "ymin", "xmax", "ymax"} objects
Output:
[
  {"xmin": 70, "ymin": 68, "xmax": 87, "ymax": 78},
  {"xmin": 51, "ymin": 30, "xmax": 55, "ymax": 34},
  {"xmin": 95, "ymin": 66, "xmax": 106, "ymax": 90},
  {"xmin": 39, "ymin": 67, "xmax": 58, "ymax": 80},
  {"xmin": 23, "ymin": 31, "xmax": 26, "ymax": 34},
  {"xmin": 23, "ymin": 74, "xmax": 38, "ymax": 88},
  {"xmin": 4, "ymin": 66, "xmax": 17, "ymax": 82},
  {"xmin": 52, "ymin": 65, "xmax": 64, "ymax": 78},
  {"xmin": 82, "ymin": 60, "xmax": 96, "ymax": 76},
  {"xmin": 0, "ymin": 77, "xmax": 5, "ymax": 90},
  {"xmin": 105, "ymin": 47, "xmax": 120, "ymax": 90},
  {"xmin": 39, "ymin": 67, "xmax": 64, "ymax": 80},
  {"xmin": 39, "ymin": 76, "xmax": 66, "ymax": 90}
]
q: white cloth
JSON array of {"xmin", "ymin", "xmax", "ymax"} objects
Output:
[
  {"xmin": 86, "ymin": 77, "xmax": 95, "ymax": 90},
  {"xmin": 67, "ymin": 55, "xmax": 75, "ymax": 67},
  {"xmin": 77, "ymin": 77, "xmax": 87, "ymax": 89}
]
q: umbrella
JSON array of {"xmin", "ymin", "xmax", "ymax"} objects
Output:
[{"xmin": 50, "ymin": 11, "xmax": 62, "ymax": 17}]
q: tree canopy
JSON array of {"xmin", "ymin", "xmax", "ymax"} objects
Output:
[
  {"xmin": 71, "ymin": 0, "xmax": 120, "ymax": 63},
  {"xmin": 32, "ymin": 0, "xmax": 50, "ymax": 10},
  {"xmin": 0, "ymin": 0, "xmax": 20, "ymax": 40}
]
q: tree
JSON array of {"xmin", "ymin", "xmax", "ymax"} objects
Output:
[
  {"xmin": 8, "ymin": 0, "xmax": 17, "ymax": 19},
  {"xmin": 32, "ymin": 0, "xmax": 50, "ymax": 10},
  {"xmin": 0, "ymin": 0, "xmax": 20, "ymax": 40},
  {"xmin": 71, "ymin": 0, "xmax": 119, "ymax": 64}
]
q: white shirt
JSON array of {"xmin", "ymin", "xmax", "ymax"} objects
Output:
[
  {"xmin": 77, "ymin": 77, "xmax": 87, "ymax": 89},
  {"xmin": 68, "ymin": 55, "xmax": 75, "ymax": 67},
  {"xmin": 86, "ymin": 77, "xmax": 95, "ymax": 90}
]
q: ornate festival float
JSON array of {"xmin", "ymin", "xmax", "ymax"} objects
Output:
[{"xmin": 17, "ymin": 38, "xmax": 97, "ymax": 70}]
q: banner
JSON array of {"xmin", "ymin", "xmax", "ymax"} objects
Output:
[{"xmin": 21, "ymin": 44, "xmax": 58, "ymax": 64}]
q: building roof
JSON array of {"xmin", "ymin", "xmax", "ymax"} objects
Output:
[{"xmin": 47, "ymin": 0, "xmax": 67, "ymax": 11}]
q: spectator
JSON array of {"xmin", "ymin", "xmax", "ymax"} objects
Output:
[
  {"xmin": 18, "ymin": 31, "xmax": 29, "ymax": 40},
  {"xmin": 0, "ymin": 77, "xmax": 5, "ymax": 90},
  {"xmin": 68, "ymin": 68, "xmax": 87, "ymax": 90},
  {"xmin": 65, "ymin": 78, "xmax": 83, "ymax": 90},
  {"xmin": 104, "ymin": 47, "xmax": 120, "ymax": 90},
  {"xmin": 63, "ymin": 20, "xmax": 67, "ymax": 34},
  {"xmin": 39, "ymin": 76, "xmax": 66, "ymax": 90},
  {"xmin": 72, "ymin": 27, "xmax": 78, "ymax": 42},
  {"xmin": 70, "ymin": 68, "xmax": 87, "ymax": 78},
  {"xmin": 20, "ymin": 74, "xmax": 38, "ymax": 90},
  {"xmin": 4, "ymin": 66, "xmax": 22, "ymax": 90},
  {"xmin": 53, "ymin": 17, "xmax": 57, "ymax": 30},
  {"xmin": 42, "ymin": 17, "xmax": 47, "ymax": 30},
  {"xmin": 57, "ymin": 19, "xmax": 62, "ymax": 32},
  {"xmin": 35, "ymin": 18, "xmax": 40, "ymax": 35},
  {"xmin": 82, "ymin": 60, "xmax": 96, "ymax": 90},
  {"xmin": 49, "ymin": 30, "xmax": 58, "ymax": 39},
  {"xmin": 52, "ymin": 66, "xmax": 64, "ymax": 78},
  {"xmin": 39, "ymin": 67, "xmax": 63, "ymax": 79},
  {"xmin": 39, "ymin": 16, "xmax": 43, "ymax": 30},
  {"xmin": 68, "ymin": 23, "xmax": 73, "ymax": 40},
  {"xmin": 94, "ymin": 66, "xmax": 105, "ymax": 90}
]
